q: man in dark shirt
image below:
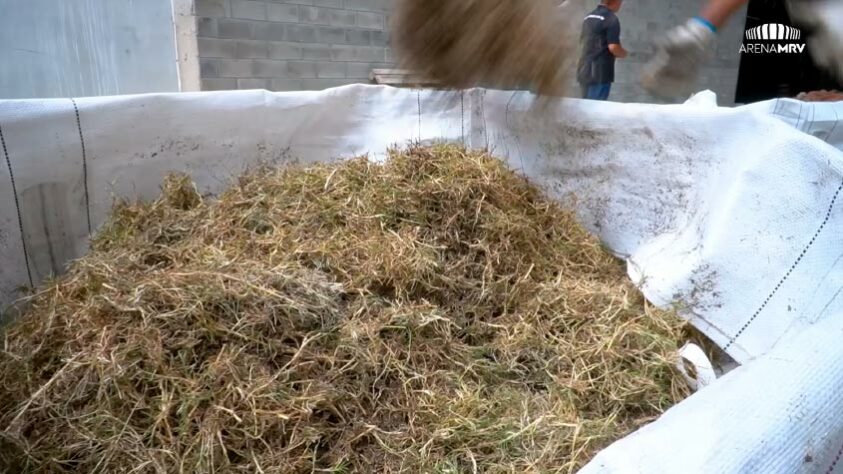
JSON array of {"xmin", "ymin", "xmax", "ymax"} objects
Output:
[{"xmin": 577, "ymin": 0, "xmax": 628, "ymax": 101}]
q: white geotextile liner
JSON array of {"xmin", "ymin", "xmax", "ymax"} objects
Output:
[
  {"xmin": 744, "ymin": 97, "xmax": 843, "ymax": 152},
  {"xmin": 1, "ymin": 85, "xmax": 843, "ymax": 472}
]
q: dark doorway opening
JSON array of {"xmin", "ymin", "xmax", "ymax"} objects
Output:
[{"xmin": 734, "ymin": 0, "xmax": 841, "ymax": 103}]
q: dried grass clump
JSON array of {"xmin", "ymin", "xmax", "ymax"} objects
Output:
[
  {"xmin": 0, "ymin": 145, "xmax": 688, "ymax": 473},
  {"xmin": 392, "ymin": 0, "xmax": 575, "ymax": 96}
]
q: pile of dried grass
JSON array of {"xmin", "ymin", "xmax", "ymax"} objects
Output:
[
  {"xmin": 0, "ymin": 145, "xmax": 688, "ymax": 473},
  {"xmin": 391, "ymin": 0, "xmax": 575, "ymax": 96}
]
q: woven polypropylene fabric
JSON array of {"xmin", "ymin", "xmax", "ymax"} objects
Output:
[{"xmin": 2, "ymin": 86, "xmax": 843, "ymax": 472}]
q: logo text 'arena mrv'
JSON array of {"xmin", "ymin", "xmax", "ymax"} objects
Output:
[{"xmin": 740, "ymin": 23, "xmax": 806, "ymax": 54}]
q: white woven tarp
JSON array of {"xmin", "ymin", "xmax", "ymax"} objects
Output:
[{"xmin": 1, "ymin": 85, "xmax": 843, "ymax": 472}]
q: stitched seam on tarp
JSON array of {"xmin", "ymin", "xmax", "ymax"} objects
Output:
[
  {"xmin": 725, "ymin": 177, "xmax": 843, "ymax": 351},
  {"xmin": 0, "ymin": 123, "xmax": 34, "ymax": 288}
]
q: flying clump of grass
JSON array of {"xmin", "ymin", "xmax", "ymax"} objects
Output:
[{"xmin": 0, "ymin": 144, "xmax": 688, "ymax": 473}]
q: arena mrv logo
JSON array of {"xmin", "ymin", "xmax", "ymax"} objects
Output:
[{"xmin": 740, "ymin": 23, "xmax": 806, "ymax": 54}]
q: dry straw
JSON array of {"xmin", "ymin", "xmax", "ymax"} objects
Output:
[
  {"xmin": 391, "ymin": 0, "xmax": 576, "ymax": 96},
  {"xmin": 0, "ymin": 145, "xmax": 687, "ymax": 473}
]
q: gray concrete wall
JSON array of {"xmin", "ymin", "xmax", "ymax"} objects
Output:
[
  {"xmin": 196, "ymin": 0, "xmax": 746, "ymax": 105},
  {"xmin": 0, "ymin": 0, "xmax": 181, "ymax": 99},
  {"xmin": 196, "ymin": 0, "xmax": 392, "ymax": 91}
]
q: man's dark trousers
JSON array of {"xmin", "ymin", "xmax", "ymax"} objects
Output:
[{"xmin": 581, "ymin": 83, "xmax": 612, "ymax": 100}]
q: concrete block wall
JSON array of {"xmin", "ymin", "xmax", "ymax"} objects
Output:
[
  {"xmin": 195, "ymin": 0, "xmax": 746, "ymax": 105},
  {"xmin": 196, "ymin": 0, "xmax": 393, "ymax": 91}
]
